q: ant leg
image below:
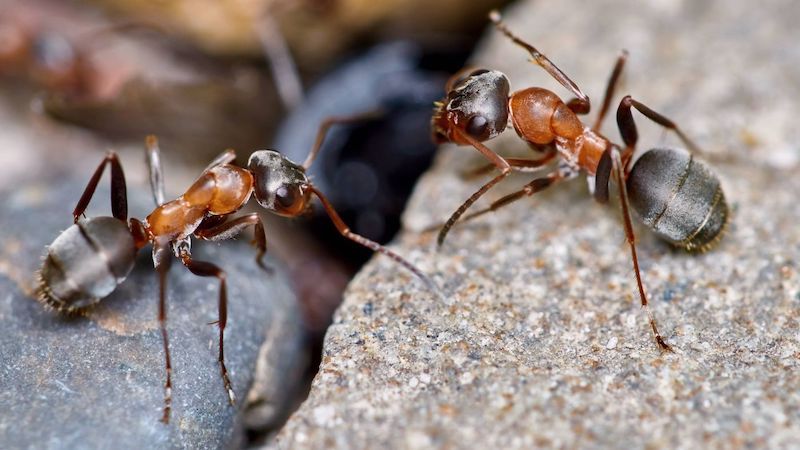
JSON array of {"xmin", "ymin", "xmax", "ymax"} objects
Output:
[
  {"xmin": 593, "ymin": 50, "xmax": 628, "ymax": 131},
  {"xmin": 438, "ymin": 127, "xmax": 515, "ymax": 247},
  {"xmin": 195, "ymin": 214, "xmax": 229, "ymax": 231},
  {"xmin": 73, "ymin": 152, "xmax": 127, "ymax": 223},
  {"xmin": 616, "ymin": 95, "xmax": 702, "ymax": 165},
  {"xmin": 611, "ymin": 149, "xmax": 673, "ymax": 352},
  {"xmin": 490, "ymin": 10, "xmax": 591, "ymax": 113},
  {"xmin": 422, "ymin": 169, "xmax": 570, "ymax": 234},
  {"xmin": 464, "ymin": 146, "xmax": 557, "ymax": 179},
  {"xmin": 178, "ymin": 248, "xmax": 237, "ymax": 406},
  {"xmin": 145, "ymin": 135, "xmax": 165, "ymax": 206},
  {"xmin": 153, "ymin": 241, "xmax": 174, "ymax": 423},
  {"xmin": 194, "ymin": 213, "xmax": 270, "ymax": 271},
  {"xmin": 309, "ymin": 186, "xmax": 443, "ymax": 298},
  {"xmin": 455, "ymin": 127, "xmax": 512, "ymax": 172},
  {"xmin": 593, "ymin": 146, "xmax": 615, "ymax": 204},
  {"xmin": 460, "ymin": 170, "xmax": 566, "ymax": 224},
  {"xmin": 440, "ymin": 172, "xmax": 508, "ymax": 247},
  {"xmin": 302, "ymin": 109, "xmax": 386, "ymax": 169}
]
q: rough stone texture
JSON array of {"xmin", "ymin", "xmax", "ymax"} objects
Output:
[
  {"xmin": 272, "ymin": 0, "xmax": 800, "ymax": 448},
  {"xmin": 0, "ymin": 177, "xmax": 303, "ymax": 449}
]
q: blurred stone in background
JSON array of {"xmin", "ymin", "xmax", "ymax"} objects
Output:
[
  {"xmin": 85, "ymin": 0, "xmax": 511, "ymax": 69},
  {"xmin": 0, "ymin": 0, "xmax": 279, "ymax": 162},
  {"xmin": 276, "ymin": 41, "xmax": 445, "ymax": 266}
]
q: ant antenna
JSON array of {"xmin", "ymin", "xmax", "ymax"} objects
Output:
[
  {"xmin": 309, "ymin": 186, "xmax": 444, "ymax": 300},
  {"xmin": 489, "ymin": 10, "xmax": 589, "ymax": 108}
]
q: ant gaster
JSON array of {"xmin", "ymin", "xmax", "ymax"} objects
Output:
[
  {"xmin": 431, "ymin": 11, "xmax": 728, "ymax": 351},
  {"xmin": 37, "ymin": 124, "xmax": 439, "ymax": 423}
]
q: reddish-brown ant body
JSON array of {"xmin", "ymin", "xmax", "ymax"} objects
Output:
[
  {"xmin": 432, "ymin": 11, "xmax": 728, "ymax": 351},
  {"xmin": 38, "ymin": 124, "xmax": 438, "ymax": 423}
]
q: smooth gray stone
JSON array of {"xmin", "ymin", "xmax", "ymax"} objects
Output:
[
  {"xmin": 0, "ymin": 179, "xmax": 302, "ymax": 449},
  {"xmin": 272, "ymin": 0, "xmax": 800, "ymax": 448}
]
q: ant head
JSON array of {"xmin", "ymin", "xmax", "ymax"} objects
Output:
[
  {"xmin": 432, "ymin": 69, "xmax": 510, "ymax": 144},
  {"xmin": 248, "ymin": 150, "xmax": 311, "ymax": 217}
]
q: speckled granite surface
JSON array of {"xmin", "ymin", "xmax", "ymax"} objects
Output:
[{"xmin": 271, "ymin": 0, "xmax": 800, "ymax": 448}]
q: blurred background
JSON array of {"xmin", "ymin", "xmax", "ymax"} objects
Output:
[{"xmin": 0, "ymin": 0, "xmax": 511, "ymax": 441}]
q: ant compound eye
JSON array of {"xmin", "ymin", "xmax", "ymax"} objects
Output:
[
  {"xmin": 466, "ymin": 115, "xmax": 489, "ymax": 138},
  {"xmin": 469, "ymin": 69, "xmax": 490, "ymax": 77},
  {"xmin": 275, "ymin": 185, "xmax": 298, "ymax": 209}
]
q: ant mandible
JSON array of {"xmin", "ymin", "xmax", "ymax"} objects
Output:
[
  {"xmin": 37, "ymin": 121, "xmax": 439, "ymax": 424},
  {"xmin": 431, "ymin": 11, "xmax": 728, "ymax": 351}
]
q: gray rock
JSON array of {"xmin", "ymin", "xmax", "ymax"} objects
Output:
[
  {"xmin": 0, "ymin": 178, "xmax": 302, "ymax": 449},
  {"xmin": 272, "ymin": 0, "xmax": 800, "ymax": 448}
]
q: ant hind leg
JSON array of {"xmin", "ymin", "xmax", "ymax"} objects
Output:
[
  {"xmin": 611, "ymin": 148, "xmax": 673, "ymax": 352},
  {"xmin": 616, "ymin": 95, "xmax": 703, "ymax": 168},
  {"xmin": 73, "ymin": 152, "xmax": 128, "ymax": 222}
]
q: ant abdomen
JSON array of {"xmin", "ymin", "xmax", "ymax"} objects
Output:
[
  {"xmin": 38, "ymin": 216, "xmax": 137, "ymax": 312},
  {"xmin": 627, "ymin": 147, "xmax": 728, "ymax": 252}
]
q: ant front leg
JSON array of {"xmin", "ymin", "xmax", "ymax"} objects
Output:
[
  {"xmin": 438, "ymin": 128, "xmax": 514, "ymax": 248},
  {"xmin": 459, "ymin": 169, "xmax": 568, "ymax": 224},
  {"xmin": 490, "ymin": 10, "xmax": 591, "ymax": 114},
  {"xmin": 73, "ymin": 152, "xmax": 128, "ymax": 222},
  {"xmin": 464, "ymin": 145, "xmax": 558, "ymax": 179},
  {"xmin": 616, "ymin": 95, "xmax": 702, "ymax": 168},
  {"xmin": 194, "ymin": 213, "xmax": 270, "ymax": 272},
  {"xmin": 611, "ymin": 149, "xmax": 673, "ymax": 352},
  {"xmin": 153, "ymin": 241, "xmax": 174, "ymax": 423},
  {"xmin": 177, "ymin": 246, "xmax": 237, "ymax": 406}
]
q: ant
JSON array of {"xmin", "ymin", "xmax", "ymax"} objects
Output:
[
  {"xmin": 37, "ymin": 124, "xmax": 439, "ymax": 424},
  {"xmin": 0, "ymin": 16, "xmax": 95, "ymax": 98},
  {"xmin": 431, "ymin": 11, "xmax": 728, "ymax": 352}
]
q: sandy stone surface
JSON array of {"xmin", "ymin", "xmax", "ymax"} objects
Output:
[{"xmin": 271, "ymin": 0, "xmax": 800, "ymax": 448}]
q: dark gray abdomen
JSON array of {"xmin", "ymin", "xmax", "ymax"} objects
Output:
[
  {"xmin": 627, "ymin": 147, "xmax": 728, "ymax": 252},
  {"xmin": 39, "ymin": 217, "xmax": 137, "ymax": 311}
]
